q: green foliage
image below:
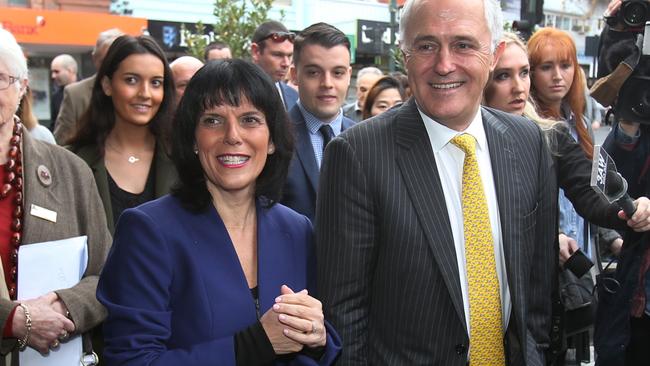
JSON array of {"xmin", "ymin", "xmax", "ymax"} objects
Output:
[
  {"xmin": 181, "ymin": 22, "xmax": 209, "ymax": 60},
  {"xmin": 182, "ymin": 0, "xmax": 281, "ymax": 60},
  {"xmin": 390, "ymin": 47, "xmax": 405, "ymax": 74}
]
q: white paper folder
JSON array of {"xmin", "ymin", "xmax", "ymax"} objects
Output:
[{"xmin": 17, "ymin": 235, "xmax": 88, "ymax": 366}]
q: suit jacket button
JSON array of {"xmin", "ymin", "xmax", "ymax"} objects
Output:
[{"xmin": 455, "ymin": 344, "xmax": 467, "ymax": 355}]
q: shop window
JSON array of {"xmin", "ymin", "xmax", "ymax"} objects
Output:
[{"xmin": 545, "ymin": 14, "xmax": 556, "ymax": 27}]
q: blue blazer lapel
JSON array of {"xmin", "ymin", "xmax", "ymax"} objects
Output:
[
  {"xmin": 394, "ymin": 99, "xmax": 466, "ymax": 330},
  {"xmin": 481, "ymin": 107, "xmax": 527, "ymax": 342},
  {"xmin": 256, "ymin": 203, "xmax": 299, "ymax": 314},
  {"xmin": 279, "ymin": 82, "xmax": 298, "ymax": 111},
  {"xmin": 290, "ymin": 107, "xmax": 320, "ymax": 191},
  {"xmin": 186, "ymin": 205, "xmax": 260, "ymax": 327}
]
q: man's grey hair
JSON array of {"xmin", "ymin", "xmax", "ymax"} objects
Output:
[
  {"xmin": 357, "ymin": 66, "xmax": 383, "ymax": 83},
  {"xmin": 52, "ymin": 54, "xmax": 78, "ymax": 74},
  {"xmin": 0, "ymin": 28, "xmax": 28, "ymax": 92},
  {"xmin": 93, "ymin": 28, "xmax": 125, "ymax": 54},
  {"xmin": 399, "ymin": 0, "xmax": 503, "ymax": 53}
]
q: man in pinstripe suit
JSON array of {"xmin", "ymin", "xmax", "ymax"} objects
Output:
[{"xmin": 315, "ymin": 0, "xmax": 556, "ymax": 365}]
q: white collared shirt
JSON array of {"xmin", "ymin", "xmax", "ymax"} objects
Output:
[
  {"xmin": 418, "ymin": 106, "xmax": 511, "ymax": 334},
  {"xmin": 275, "ymin": 82, "xmax": 285, "ymax": 104}
]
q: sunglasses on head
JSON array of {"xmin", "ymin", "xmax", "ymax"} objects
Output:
[{"xmin": 261, "ymin": 32, "xmax": 296, "ymax": 43}]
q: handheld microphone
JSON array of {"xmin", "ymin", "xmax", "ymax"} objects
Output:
[{"xmin": 604, "ymin": 170, "xmax": 638, "ymax": 217}]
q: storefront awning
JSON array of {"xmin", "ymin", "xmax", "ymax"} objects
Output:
[{"xmin": 0, "ymin": 7, "xmax": 146, "ymax": 47}]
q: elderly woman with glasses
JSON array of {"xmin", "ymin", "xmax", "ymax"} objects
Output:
[{"xmin": 0, "ymin": 28, "xmax": 111, "ymax": 365}]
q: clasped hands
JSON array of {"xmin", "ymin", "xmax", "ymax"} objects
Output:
[
  {"xmin": 260, "ymin": 284, "xmax": 326, "ymax": 355},
  {"xmin": 13, "ymin": 292, "xmax": 75, "ymax": 354}
]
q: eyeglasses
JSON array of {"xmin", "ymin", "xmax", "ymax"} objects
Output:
[
  {"xmin": 0, "ymin": 73, "xmax": 19, "ymax": 91},
  {"xmin": 261, "ymin": 32, "xmax": 296, "ymax": 43}
]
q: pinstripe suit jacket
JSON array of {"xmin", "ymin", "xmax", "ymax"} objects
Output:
[{"xmin": 315, "ymin": 99, "xmax": 557, "ymax": 365}]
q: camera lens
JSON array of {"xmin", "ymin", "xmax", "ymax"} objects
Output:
[
  {"xmin": 631, "ymin": 78, "xmax": 650, "ymax": 119},
  {"xmin": 622, "ymin": 1, "xmax": 647, "ymax": 27},
  {"xmin": 616, "ymin": 74, "xmax": 650, "ymax": 124}
]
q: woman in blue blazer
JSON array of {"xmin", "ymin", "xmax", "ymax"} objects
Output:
[{"xmin": 97, "ymin": 59, "xmax": 341, "ymax": 365}]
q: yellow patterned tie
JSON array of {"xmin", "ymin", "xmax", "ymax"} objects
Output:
[{"xmin": 451, "ymin": 133, "xmax": 505, "ymax": 365}]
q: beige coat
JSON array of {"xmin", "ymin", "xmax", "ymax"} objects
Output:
[
  {"xmin": 53, "ymin": 76, "xmax": 95, "ymax": 145},
  {"xmin": 0, "ymin": 125, "xmax": 112, "ymax": 365}
]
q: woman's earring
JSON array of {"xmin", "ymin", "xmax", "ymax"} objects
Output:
[
  {"xmin": 268, "ymin": 144, "xmax": 275, "ymax": 154},
  {"xmin": 193, "ymin": 147, "xmax": 199, "ymax": 155}
]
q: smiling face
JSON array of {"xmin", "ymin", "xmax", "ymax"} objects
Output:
[
  {"xmin": 402, "ymin": 0, "xmax": 501, "ymax": 130},
  {"xmin": 531, "ymin": 45, "xmax": 574, "ymax": 110},
  {"xmin": 370, "ymin": 87, "xmax": 403, "ymax": 117},
  {"xmin": 102, "ymin": 53, "xmax": 165, "ymax": 128},
  {"xmin": 195, "ymin": 98, "xmax": 273, "ymax": 198},
  {"xmin": 484, "ymin": 43, "xmax": 530, "ymax": 115},
  {"xmin": 292, "ymin": 44, "xmax": 351, "ymax": 123}
]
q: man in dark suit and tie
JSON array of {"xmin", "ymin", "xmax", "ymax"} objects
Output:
[
  {"xmin": 316, "ymin": 0, "xmax": 557, "ymax": 365},
  {"xmin": 281, "ymin": 22, "xmax": 355, "ymax": 223},
  {"xmin": 251, "ymin": 21, "xmax": 299, "ymax": 111}
]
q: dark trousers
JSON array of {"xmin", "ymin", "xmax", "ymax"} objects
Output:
[{"xmin": 626, "ymin": 313, "xmax": 650, "ymax": 366}]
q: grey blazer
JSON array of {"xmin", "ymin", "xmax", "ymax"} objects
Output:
[
  {"xmin": 316, "ymin": 99, "xmax": 557, "ymax": 365},
  {"xmin": 53, "ymin": 76, "xmax": 94, "ymax": 145},
  {"xmin": 0, "ymin": 129, "xmax": 112, "ymax": 363}
]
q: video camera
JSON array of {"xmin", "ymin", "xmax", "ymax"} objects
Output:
[
  {"xmin": 594, "ymin": 1, "xmax": 650, "ymax": 125},
  {"xmin": 607, "ymin": 0, "xmax": 650, "ymax": 29}
]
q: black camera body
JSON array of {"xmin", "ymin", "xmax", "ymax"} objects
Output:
[
  {"xmin": 616, "ymin": 63, "xmax": 650, "ymax": 124},
  {"xmin": 607, "ymin": 0, "xmax": 650, "ymax": 29},
  {"xmin": 597, "ymin": 2, "xmax": 650, "ymax": 125}
]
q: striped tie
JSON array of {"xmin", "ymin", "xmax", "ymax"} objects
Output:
[{"xmin": 451, "ymin": 133, "xmax": 505, "ymax": 365}]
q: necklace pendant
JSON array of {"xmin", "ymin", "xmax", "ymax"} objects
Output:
[{"xmin": 127, "ymin": 156, "xmax": 140, "ymax": 164}]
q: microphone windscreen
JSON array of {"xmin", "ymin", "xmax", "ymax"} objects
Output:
[{"xmin": 605, "ymin": 170, "xmax": 624, "ymax": 195}]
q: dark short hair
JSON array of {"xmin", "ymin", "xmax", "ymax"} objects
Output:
[
  {"xmin": 203, "ymin": 40, "xmax": 230, "ymax": 61},
  {"xmin": 171, "ymin": 59, "xmax": 294, "ymax": 212},
  {"xmin": 252, "ymin": 20, "xmax": 289, "ymax": 53},
  {"xmin": 70, "ymin": 35, "xmax": 175, "ymax": 149},
  {"xmin": 293, "ymin": 22, "xmax": 350, "ymax": 67}
]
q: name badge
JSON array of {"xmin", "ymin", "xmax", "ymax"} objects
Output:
[{"xmin": 30, "ymin": 204, "xmax": 57, "ymax": 223}]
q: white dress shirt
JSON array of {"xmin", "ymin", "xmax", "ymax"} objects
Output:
[
  {"xmin": 275, "ymin": 82, "xmax": 285, "ymax": 105},
  {"xmin": 418, "ymin": 106, "xmax": 512, "ymax": 334}
]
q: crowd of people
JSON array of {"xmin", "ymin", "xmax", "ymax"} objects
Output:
[{"xmin": 0, "ymin": 0, "xmax": 649, "ymax": 365}]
